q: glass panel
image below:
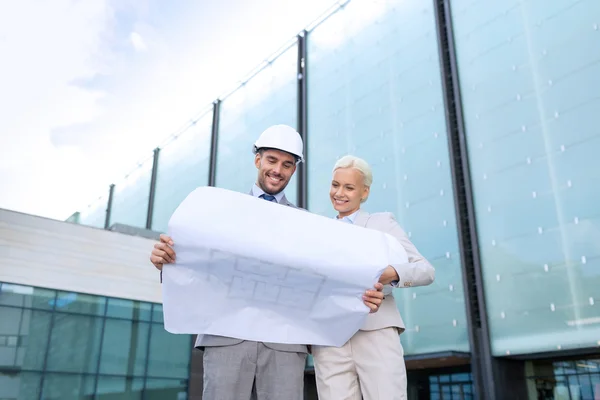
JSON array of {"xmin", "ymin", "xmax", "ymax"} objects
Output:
[
  {"xmin": 41, "ymin": 373, "xmax": 95, "ymax": 400},
  {"xmin": 216, "ymin": 43, "xmax": 298, "ymax": 204},
  {"xmin": 0, "ymin": 283, "xmax": 55, "ymax": 310},
  {"xmin": 450, "ymin": 0, "xmax": 600, "ymax": 355},
  {"xmin": 0, "ymin": 308, "xmax": 51, "ymax": 370},
  {"xmin": 106, "ymin": 298, "xmax": 133, "ymax": 320},
  {"xmin": 146, "ymin": 324, "xmax": 191, "ymax": 379},
  {"xmin": 17, "ymin": 309, "xmax": 52, "ymax": 370},
  {"xmin": 152, "ymin": 110, "xmax": 213, "ymax": 233},
  {"xmin": 144, "ymin": 379, "xmax": 188, "ymax": 400},
  {"xmin": 99, "ymin": 320, "xmax": 149, "ymax": 376},
  {"xmin": 53, "ymin": 291, "xmax": 105, "ymax": 316},
  {"xmin": 0, "ymin": 372, "xmax": 42, "ymax": 400},
  {"xmin": 151, "ymin": 304, "xmax": 163, "ymax": 324},
  {"xmin": 46, "ymin": 314, "xmax": 103, "ymax": 374},
  {"xmin": 109, "ymin": 157, "xmax": 153, "ymax": 228},
  {"xmin": 79, "ymin": 193, "xmax": 107, "ymax": 228},
  {"xmin": 106, "ymin": 298, "xmax": 152, "ymax": 321},
  {"xmin": 96, "ymin": 376, "xmax": 144, "ymax": 400},
  {"xmin": 306, "ymin": 354, "xmax": 314, "ymax": 369},
  {"xmin": 307, "ymin": 0, "xmax": 468, "ymax": 354}
]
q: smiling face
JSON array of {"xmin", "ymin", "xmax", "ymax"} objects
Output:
[
  {"xmin": 255, "ymin": 148, "xmax": 297, "ymax": 195},
  {"xmin": 330, "ymin": 167, "xmax": 370, "ymax": 217}
]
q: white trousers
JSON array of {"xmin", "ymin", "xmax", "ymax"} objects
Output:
[{"xmin": 312, "ymin": 327, "xmax": 407, "ymax": 400}]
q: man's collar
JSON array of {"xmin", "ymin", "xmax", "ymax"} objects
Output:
[{"xmin": 251, "ymin": 183, "xmax": 286, "ymax": 204}]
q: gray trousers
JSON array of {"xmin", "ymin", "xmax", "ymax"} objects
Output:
[{"xmin": 202, "ymin": 341, "xmax": 306, "ymax": 400}]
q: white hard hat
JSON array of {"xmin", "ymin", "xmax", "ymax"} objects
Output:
[{"xmin": 253, "ymin": 124, "xmax": 304, "ymax": 163}]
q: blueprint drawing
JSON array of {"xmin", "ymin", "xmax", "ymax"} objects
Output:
[{"xmin": 161, "ymin": 187, "xmax": 408, "ymax": 347}]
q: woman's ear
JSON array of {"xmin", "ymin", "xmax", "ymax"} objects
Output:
[{"xmin": 361, "ymin": 186, "xmax": 370, "ymax": 202}]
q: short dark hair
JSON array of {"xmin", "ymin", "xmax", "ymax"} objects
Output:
[{"xmin": 256, "ymin": 147, "xmax": 299, "ymax": 163}]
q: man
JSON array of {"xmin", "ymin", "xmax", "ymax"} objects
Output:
[{"xmin": 150, "ymin": 124, "xmax": 385, "ymax": 400}]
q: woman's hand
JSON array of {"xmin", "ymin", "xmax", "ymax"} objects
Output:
[{"xmin": 378, "ymin": 265, "xmax": 399, "ymax": 285}]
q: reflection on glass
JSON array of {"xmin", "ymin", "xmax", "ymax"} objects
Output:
[
  {"xmin": 216, "ymin": 43, "xmax": 298, "ymax": 204},
  {"xmin": 53, "ymin": 291, "xmax": 105, "ymax": 315},
  {"xmin": 99, "ymin": 320, "xmax": 149, "ymax": 376},
  {"xmin": 152, "ymin": 111, "xmax": 213, "ymax": 233},
  {"xmin": 0, "ymin": 282, "xmax": 192, "ymax": 399},
  {"xmin": 109, "ymin": 157, "xmax": 153, "ymax": 229},
  {"xmin": 307, "ymin": 0, "xmax": 468, "ymax": 354},
  {"xmin": 450, "ymin": 0, "xmax": 600, "ymax": 355},
  {"xmin": 145, "ymin": 378, "xmax": 188, "ymax": 400},
  {"xmin": 46, "ymin": 314, "xmax": 103, "ymax": 374},
  {"xmin": 147, "ymin": 324, "xmax": 191, "ymax": 379},
  {"xmin": 78, "ymin": 194, "xmax": 108, "ymax": 228},
  {"xmin": 0, "ymin": 372, "xmax": 41, "ymax": 400},
  {"xmin": 0, "ymin": 283, "xmax": 56, "ymax": 310},
  {"xmin": 0, "ymin": 307, "xmax": 51, "ymax": 370},
  {"xmin": 106, "ymin": 298, "xmax": 152, "ymax": 321},
  {"xmin": 96, "ymin": 376, "xmax": 144, "ymax": 400},
  {"xmin": 41, "ymin": 373, "xmax": 96, "ymax": 400},
  {"xmin": 151, "ymin": 304, "xmax": 163, "ymax": 324}
]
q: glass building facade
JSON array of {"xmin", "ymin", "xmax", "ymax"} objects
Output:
[
  {"xmin": 72, "ymin": 0, "xmax": 600, "ymax": 398},
  {"xmin": 0, "ymin": 283, "xmax": 191, "ymax": 400}
]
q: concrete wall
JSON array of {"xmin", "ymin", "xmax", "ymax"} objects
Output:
[{"xmin": 0, "ymin": 209, "xmax": 162, "ymax": 303}]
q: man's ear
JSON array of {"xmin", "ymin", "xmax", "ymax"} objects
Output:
[{"xmin": 254, "ymin": 153, "xmax": 261, "ymax": 169}]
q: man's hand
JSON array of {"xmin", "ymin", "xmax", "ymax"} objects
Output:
[
  {"xmin": 150, "ymin": 234, "xmax": 176, "ymax": 271},
  {"xmin": 363, "ymin": 283, "xmax": 384, "ymax": 313}
]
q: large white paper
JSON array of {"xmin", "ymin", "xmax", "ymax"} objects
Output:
[{"xmin": 162, "ymin": 186, "xmax": 408, "ymax": 347}]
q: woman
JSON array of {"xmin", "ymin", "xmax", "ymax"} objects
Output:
[{"xmin": 312, "ymin": 155, "xmax": 435, "ymax": 400}]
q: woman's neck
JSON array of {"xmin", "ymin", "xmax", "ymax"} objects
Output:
[{"xmin": 338, "ymin": 208, "xmax": 360, "ymax": 219}]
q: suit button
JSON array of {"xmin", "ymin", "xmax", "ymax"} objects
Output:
[{"xmin": 403, "ymin": 281, "xmax": 412, "ymax": 287}]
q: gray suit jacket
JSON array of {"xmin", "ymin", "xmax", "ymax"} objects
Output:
[
  {"xmin": 353, "ymin": 210, "xmax": 435, "ymax": 332},
  {"xmin": 194, "ymin": 190, "xmax": 308, "ymax": 354}
]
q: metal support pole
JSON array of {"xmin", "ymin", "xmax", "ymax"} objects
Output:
[
  {"xmin": 296, "ymin": 31, "xmax": 308, "ymax": 209},
  {"xmin": 104, "ymin": 184, "xmax": 115, "ymax": 229},
  {"xmin": 146, "ymin": 148, "xmax": 160, "ymax": 230},
  {"xmin": 208, "ymin": 100, "xmax": 221, "ymax": 187},
  {"xmin": 432, "ymin": 1, "xmax": 526, "ymax": 398}
]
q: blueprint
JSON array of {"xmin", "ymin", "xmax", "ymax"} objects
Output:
[{"xmin": 161, "ymin": 186, "xmax": 408, "ymax": 347}]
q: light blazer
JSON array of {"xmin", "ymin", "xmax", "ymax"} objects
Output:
[
  {"xmin": 354, "ymin": 210, "xmax": 435, "ymax": 332},
  {"xmin": 194, "ymin": 191, "xmax": 308, "ymax": 354}
]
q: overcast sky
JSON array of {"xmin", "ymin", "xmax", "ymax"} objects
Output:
[{"xmin": 0, "ymin": 0, "xmax": 338, "ymax": 220}]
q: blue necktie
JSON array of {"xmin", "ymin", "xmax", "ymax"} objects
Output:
[{"xmin": 260, "ymin": 194, "xmax": 276, "ymax": 202}]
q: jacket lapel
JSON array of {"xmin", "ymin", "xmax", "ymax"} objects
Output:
[{"xmin": 353, "ymin": 209, "xmax": 370, "ymax": 227}]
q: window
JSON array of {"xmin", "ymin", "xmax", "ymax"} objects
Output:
[
  {"xmin": 99, "ymin": 319, "xmax": 149, "ymax": 376},
  {"xmin": 0, "ymin": 282, "xmax": 192, "ymax": 399},
  {"xmin": 450, "ymin": 0, "xmax": 600, "ymax": 355},
  {"xmin": 146, "ymin": 324, "xmax": 191, "ymax": 379},
  {"xmin": 46, "ymin": 313, "xmax": 103, "ymax": 374},
  {"xmin": 215, "ymin": 42, "xmax": 298, "ymax": 204},
  {"xmin": 109, "ymin": 158, "xmax": 153, "ymax": 228},
  {"xmin": 306, "ymin": 0, "xmax": 468, "ymax": 354},
  {"xmin": 152, "ymin": 110, "xmax": 213, "ymax": 232}
]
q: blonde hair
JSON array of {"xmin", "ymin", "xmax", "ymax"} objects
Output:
[{"xmin": 332, "ymin": 155, "xmax": 373, "ymax": 202}]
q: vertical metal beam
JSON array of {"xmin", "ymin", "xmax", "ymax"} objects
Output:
[
  {"xmin": 296, "ymin": 31, "xmax": 308, "ymax": 209},
  {"xmin": 92, "ymin": 298, "xmax": 109, "ymax": 400},
  {"xmin": 208, "ymin": 100, "xmax": 221, "ymax": 187},
  {"xmin": 146, "ymin": 148, "xmax": 160, "ymax": 230},
  {"xmin": 104, "ymin": 184, "xmax": 115, "ymax": 229},
  {"xmin": 432, "ymin": 0, "xmax": 495, "ymax": 398},
  {"xmin": 38, "ymin": 291, "xmax": 58, "ymax": 400},
  {"xmin": 142, "ymin": 303, "xmax": 156, "ymax": 400}
]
